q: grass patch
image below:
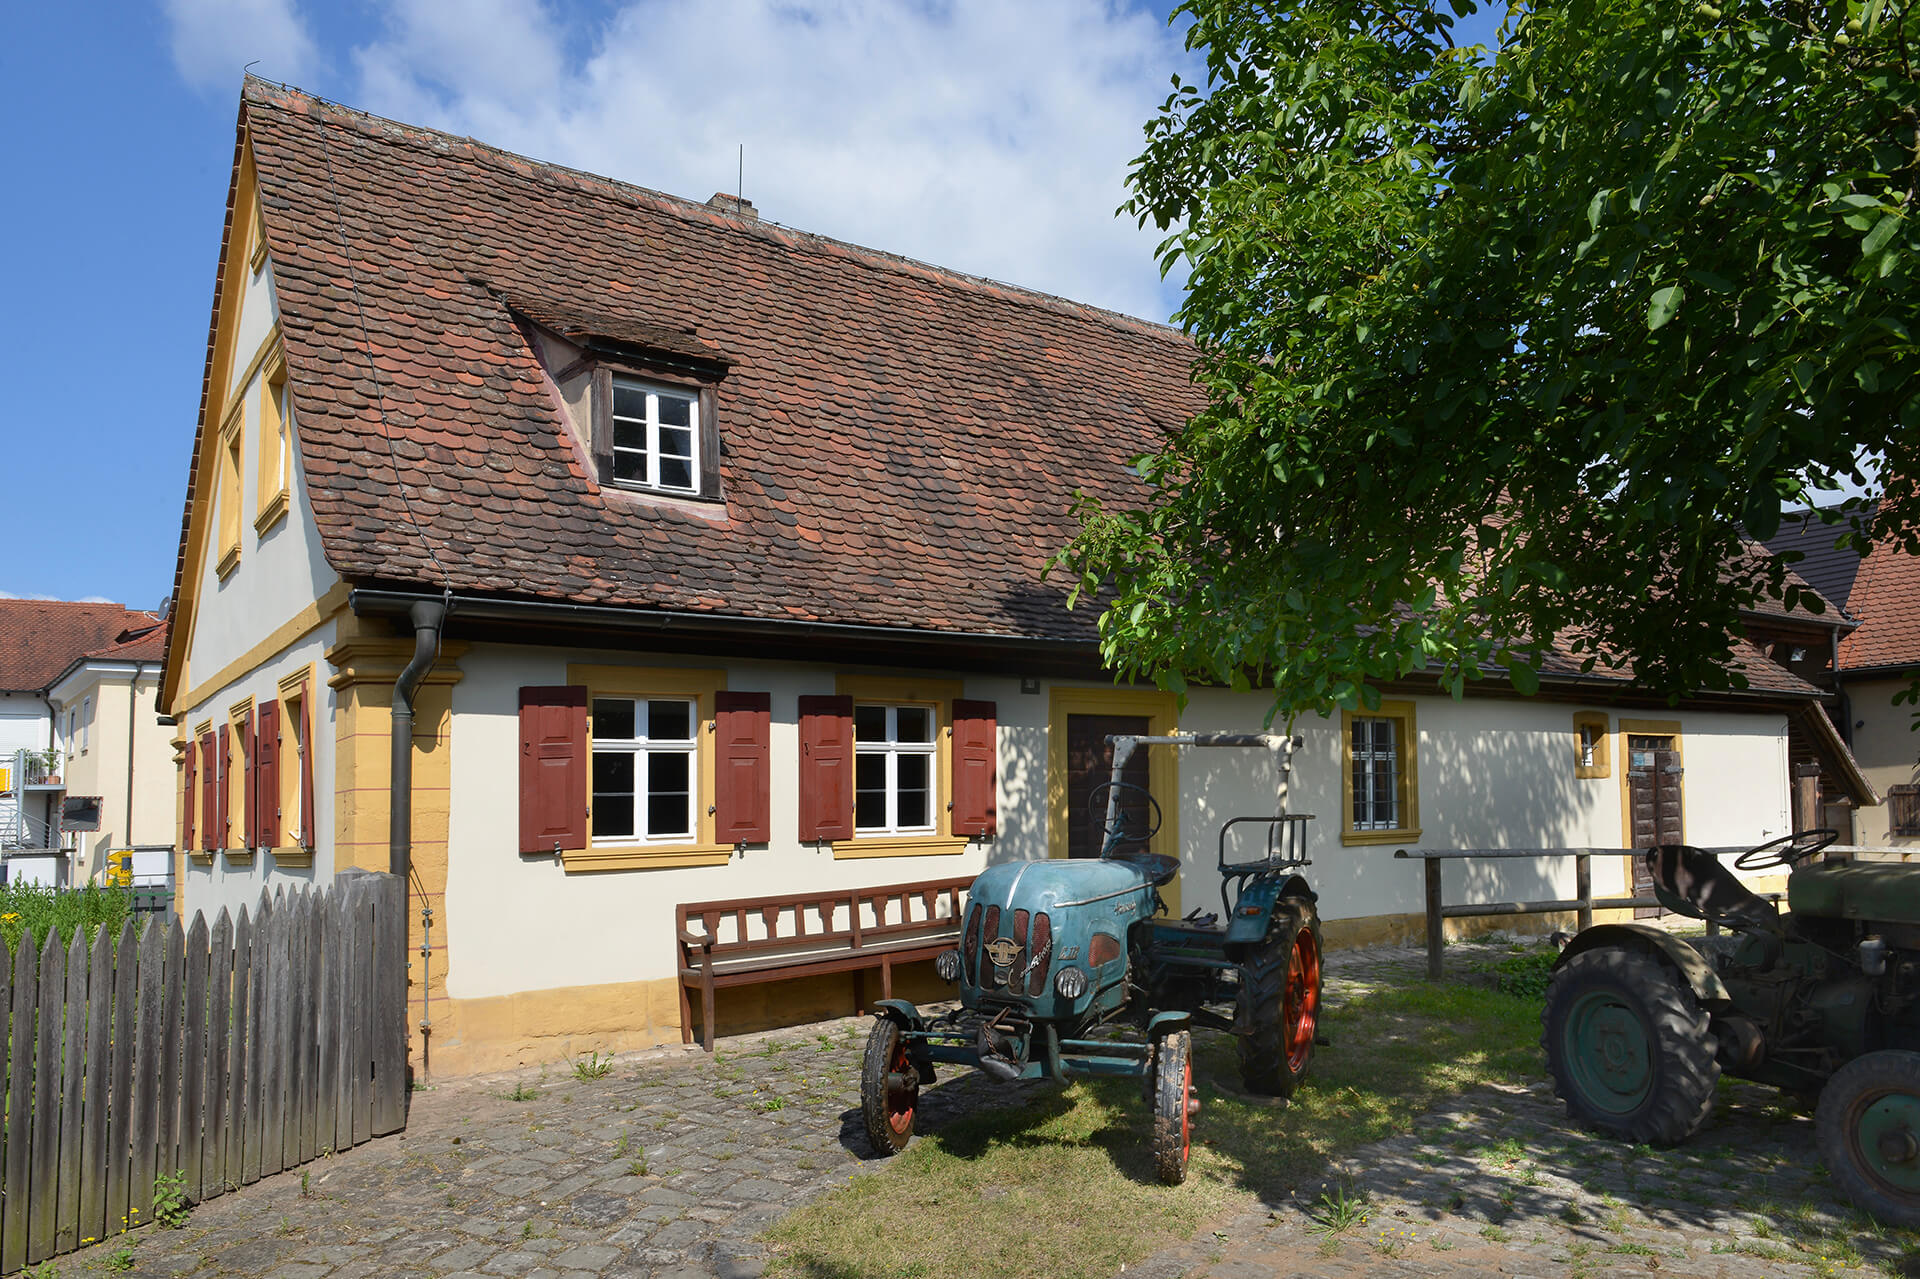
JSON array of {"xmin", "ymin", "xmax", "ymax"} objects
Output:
[{"xmin": 764, "ymin": 980, "xmax": 1540, "ymax": 1279}]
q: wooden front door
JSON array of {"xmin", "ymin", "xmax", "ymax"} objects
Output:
[
  {"xmin": 1627, "ymin": 735, "xmax": 1683, "ymax": 917},
  {"xmin": 1066, "ymin": 714, "xmax": 1152, "ymax": 859}
]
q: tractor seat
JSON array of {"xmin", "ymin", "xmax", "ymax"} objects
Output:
[{"xmin": 1646, "ymin": 844, "xmax": 1780, "ymax": 932}]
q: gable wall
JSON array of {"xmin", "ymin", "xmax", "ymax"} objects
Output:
[{"xmin": 1846, "ymin": 675, "xmax": 1920, "ymax": 845}]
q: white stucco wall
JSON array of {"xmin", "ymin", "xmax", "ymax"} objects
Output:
[
  {"xmin": 47, "ymin": 669, "xmax": 176, "ymax": 877},
  {"xmin": 439, "ymin": 641, "xmax": 1800, "ymax": 1000},
  {"xmin": 1846, "ymin": 675, "xmax": 1920, "ymax": 846}
]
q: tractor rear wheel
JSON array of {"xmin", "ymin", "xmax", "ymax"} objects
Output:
[
  {"xmin": 861, "ymin": 1017, "xmax": 918, "ymax": 1156},
  {"xmin": 1234, "ymin": 899, "xmax": 1323, "ymax": 1098},
  {"xmin": 1542, "ymin": 947, "xmax": 1718, "ymax": 1144},
  {"xmin": 1151, "ymin": 1028, "xmax": 1193, "ymax": 1185},
  {"xmin": 1816, "ymin": 1050, "xmax": 1920, "ymax": 1229}
]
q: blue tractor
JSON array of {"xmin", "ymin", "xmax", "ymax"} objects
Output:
[{"xmin": 858, "ymin": 733, "xmax": 1324, "ymax": 1183}]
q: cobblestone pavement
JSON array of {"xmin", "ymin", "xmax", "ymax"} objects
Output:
[{"xmin": 56, "ymin": 940, "xmax": 1914, "ymax": 1278}]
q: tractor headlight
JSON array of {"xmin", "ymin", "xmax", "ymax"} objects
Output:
[
  {"xmin": 935, "ymin": 948, "xmax": 962, "ymax": 983},
  {"xmin": 1054, "ymin": 966, "xmax": 1088, "ymax": 1000}
]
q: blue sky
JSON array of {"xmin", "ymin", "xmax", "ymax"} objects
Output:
[{"xmin": 0, "ymin": 1, "xmax": 1507, "ymax": 610}]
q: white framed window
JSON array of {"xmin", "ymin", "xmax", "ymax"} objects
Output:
[
  {"xmin": 590, "ymin": 697, "xmax": 697, "ymax": 843},
  {"xmin": 610, "ymin": 379, "xmax": 699, "ymax": 494},
  {"xmin": 1351, "ymin": 716, "xmax": 1399, "ymax": 830},
  {"xmin": 854, "ymin": 704, "xmax": 937, "ymax": 834},
  {"xmin": 80, "ymin": 697, "xmax": 92, "ymax": 753}
]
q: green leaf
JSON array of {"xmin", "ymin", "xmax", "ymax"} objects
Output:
[
  {"xmin": 1508, "ymin": 664, "xmax": 1539, "ymax": 697},
  {"xmin": 1862, "ymin": 210, "xmax": 1903, "ymax": 259},
  {"xmin": 1646, "ymin": 284, "xmax": 1685, "ymax": 331}
]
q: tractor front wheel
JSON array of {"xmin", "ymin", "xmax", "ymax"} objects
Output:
[
  {"xmin": 1234, "ymin": 899, "xmax": 1323, "ymax": 1098},
  {"xmin": 1816, "ymin": 1050, "xmax": 1920, "ymax": 1230},
  {"xmin": 861, "ymin": 1017, "xmax": 918, "ymax": 1156},
  {"xmin": 1152, "ymin": 1028, "xmax": 1193, "ymax": 1185},
  {"xmin": 1541, "ymin": 947, "xmax": 1718, "ymax": 1144}
]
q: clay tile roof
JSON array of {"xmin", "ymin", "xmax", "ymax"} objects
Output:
[
  {"xmin": 1765, "ymin": 504, "xmax": 1878, "ymax": 617},
  {"xmin": 82, "ymin": 621, "xmax": 170, "ymax": 664},
  {"xmin": 239, "ymin": 77, "xmax": 1195, "ymax": 644},
  {"xmin": 1839, "ymin": 538, "xmax": 1920, "ymax": 671},
  {"xmin": 0, "ymin": 602, "xmax": 164, "ymax": 693}
]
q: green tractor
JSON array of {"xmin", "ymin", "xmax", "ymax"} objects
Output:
[
  {"xmin": 859, "ymin": 733, "xmax": 1324, "ymax": 1184},
  {"xmin": 1543, "ymin": 830, "xmax": 1920, "ymax": 1227}
]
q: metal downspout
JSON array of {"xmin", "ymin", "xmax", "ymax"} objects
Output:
[{"xmin": 390, "ymin": 599, "xmax": 446, "ymax": 1075}]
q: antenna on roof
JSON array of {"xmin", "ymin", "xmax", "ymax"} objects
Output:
[{"xmin": 737, "ymin": 144, "xmax": 744, "ymax": 208}]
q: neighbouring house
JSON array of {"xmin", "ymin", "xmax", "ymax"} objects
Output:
[
  {"xmin": 163, "ymin": 77, "xmax": 1864, "ymax": 1075},
  {"xmin": 1769, "ymin": 503, "xmax": 1920, "ymax": 846},
  {"xmin": 0, "ymin": 599, "xmax": 166, "ymax": 885},
  {"xmin": 45, "ymin": 620, "xmax": 176, "ymax": 886}
]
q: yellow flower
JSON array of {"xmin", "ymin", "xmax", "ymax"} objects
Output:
[{"xmin": 1, "ymin": 914, "xmax": 18, "ymax": 923}]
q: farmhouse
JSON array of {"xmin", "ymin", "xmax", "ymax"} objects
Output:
[{"xmin": 164, "ymin": 77, "xmax": 1864, "ymax": 1074}]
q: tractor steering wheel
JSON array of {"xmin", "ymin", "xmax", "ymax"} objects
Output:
[
  {"xmin": 1732, "ymin": 828, "xmax": 1839, "ymax": 871},
  {"xmin": 1089, "ymin": 781, "xmax": 1163, "ymax": 851}
]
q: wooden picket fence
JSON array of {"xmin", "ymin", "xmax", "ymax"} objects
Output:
[{"xmin": 0, "ymin": 869, "xmax": 407, "ymax": 1273}]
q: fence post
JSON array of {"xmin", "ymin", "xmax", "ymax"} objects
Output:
[
  {"xmin": 1576, "ymin": 854, "xmax": 1593, "ymax": 933},
  {"xmin": 1422, "ymin": 856, "xmax": 1444, "ymax": 981}
]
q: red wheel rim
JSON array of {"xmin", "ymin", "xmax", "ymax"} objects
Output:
[
  {"xmin": 1282, "ymin": 927, "xmax": 1321, "ymax": 1074},
  {"xmin": 1179, "ymin": 1052, "xmax": 1192, "ymax": 1164},
  {"xmin": 886, "ymin": 1036, "xmax": 917, "ymax": 1135}
]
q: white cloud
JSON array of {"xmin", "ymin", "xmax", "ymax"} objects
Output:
[
  {"xmin": 345, "ymin": 0, "xmax": 1193, "ymax": 321},
  {"xmin": 164, "ymin": 0, "xmax": 321, "ymax": 95}
]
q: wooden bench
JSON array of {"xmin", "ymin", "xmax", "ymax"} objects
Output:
[{"xmin": 676, "ymin": 875, "xmax": 973, "ymax": 1051}]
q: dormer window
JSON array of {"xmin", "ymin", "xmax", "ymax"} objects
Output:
[{"xmin": 612, "ymin": 379, "xmax": 700, "ymax": 494}]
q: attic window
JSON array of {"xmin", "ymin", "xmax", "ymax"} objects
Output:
[{"xmin": 611, "ymin": 379, "xmax": 699, "ymax": 494}]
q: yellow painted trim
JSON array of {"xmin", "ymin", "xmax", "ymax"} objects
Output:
[
  {"xmin": 273, "ymin": 662, "xmax": 316, "ymax": 848},
  {"xmin": 1046, "ymin": 686, "xmax": 1181, "ymax": 915},
  {"xmin": 1573, "ymin": 711, "xmax": 1612, "ymax": 780},
  {"xmin": 566, "ymin": 664, "xmax": 727, "ymax": 866},
  {"xmin": 254, "ymin": 345, "xmax": 289, "ymax": 530},
  {"xmin": 253, "ymin": 489, "xmax": 289, "ymax": 537},
  {"xmin": 229, "ymin": 324, "xmax": 283, "ymax": 411},
  {"xmin": 269, "ymin": 847, "xmax": 313, "ymax": 868},
  {"xmin": 248, "ymin": 199, "xmax": 268, "ymax": 272},
  {"xmin": 1341, "ymin": 700, "xmax": 1421, "ymax": 847},
  {"xmin": 832, "ymin": 834, "xmax": 971, "ymax": 860},
  {"xmin": 834, "ymin": 674, "xmax": 966, "ymax": 851},
  {"xmin": 179, "ymin": 581, "xmax": 350, "ymax": 715},
  {"xmin": 1617, "ymin": 718, "xmax": 1685, "ymax": 886}
]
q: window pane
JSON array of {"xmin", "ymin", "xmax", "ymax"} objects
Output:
[
  {"xmin": 593, "ymin": 794, "xmax": 633, "ymax": 839},
  {"xmin": 898, "ymin": 753, "xmax": 929, "ymax": 794},
  {"xmin": 856, "ymin": 752, "xmax": 887, "ymax": 830},
  {"xmin": 659, "ymin": 458, "xmax": 693, "ymax": 490},
  {"xmin": 647, "ymin": 791, "xmax": 690, "ymax": 837},
  {"xmin": 897, "ymin": 754, "xmax": 930, "ymax": 828},
  {"xmin": 648, "ymin": 750, "xmax": 689, "ymax": 795},
  {"xmin": 896, "ymin": 707, "xmax": 932, "ymax": 743},
  {"xmin": 613, "ymin": 419, "xmax": 646, "ymax": 451},
  {"xmin": 658, "ymin": 394, "xmax": 692, "ymax": 427},
  {"xmin": 594, "ymin": 750, "xmax": 634, "ymax": 793},
  {"xmin": 897, "ymin": 789, "xmax": 929, "ymax": 829},
  {"xmin": 613, "ymin": 450, "xmax": 646, "ymax": 483},
  {"xmin": 854, "ymin": 705, "xmax": 887, "ymax": 742},
  {"xmin": 856, "ymin": 790, "xmax": 888, "ymax": 830},
  {"xmin": 659, "ymin": 426, "xmax": 693, "ymax": 459},
  {"xmin": 613, "ymin": 383, "xmax": 648, "ymax": 419},
  {"xmin": 593, "ymin": 698, "xmax": 635, "ymax": 741},
  {"xmin": 856, "ymin": 752, "xmax": 886, "ymax": 790},
  {"xmin": 646, "ymin": 700, "xmax": 692, "ymax": 741}
]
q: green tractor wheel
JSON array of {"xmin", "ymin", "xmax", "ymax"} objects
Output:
[
  {"xmin": 1234, "ymin": 899, "xmax": 1323, "ymax": 1098},
  {"xmin": 1541, "ymin": 946, "xmax": 1718, "ymax": 1145},
  {"xmin": 1817, "ymin": 1050, "xmax": 1920, "ymax": 1229},
  {"xmin": 1151, "ymin": 1028, "xmax": 1193, "ymax": 1185},
  {"xmin": 861, "ymin": 1017, "xmax": 919, "ymax": 1156}
]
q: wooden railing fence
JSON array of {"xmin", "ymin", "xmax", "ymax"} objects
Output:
[{"xmin": 0, "ymin": 868, "xmax": 406, "ymax": 1273}]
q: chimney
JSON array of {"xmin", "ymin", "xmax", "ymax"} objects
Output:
[{"xmin": 707, "ymin": 192, "xmax": 758, "ymax": 220}]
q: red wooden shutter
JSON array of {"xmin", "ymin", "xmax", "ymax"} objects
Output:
[
  {"xmin": 243, "ymin": 706, "xmax": 260, "ymax": 850},
  {"xmin": 182, "ymin": 737, "xmax": 197, "ymax": 853},
  {"xmin": 216, "ymin": 723, "xmax": 231, "ymax": 850},
  {"xmin": 713, "ymin": 691, "xmax": 772, "ymax": 843},
  {"xmin": 258, "ymin": 698, "xmax": 281, "ymax": 848},
  {"xmin": 797, "ymin": 695, "xmax": 854, "ymax": 841},
  {"xmin": 519, "ymin": 685, "xmax": 588, "ymax": 854},
  {"xmin": 299, "ymin": 685, "xmax": 315, "ymax": 851},
  {"xmin": 951, "ymin": 699, "xmax": 998, "ymax": 837},
  {"xmin": 199, "ymin": 729, "xmax": 217, "ymax": 852}
]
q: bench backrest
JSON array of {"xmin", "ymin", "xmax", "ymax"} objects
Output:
[{"xmin": 677, "ymin": 875, "xmax": 973, "ymax": 963}]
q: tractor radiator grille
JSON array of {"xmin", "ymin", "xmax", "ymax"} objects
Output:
[
  {"xmin": 1026, "ymin": 912, "xmax": 1052, "ymax": 996},
  {"xmin": 962, "ymin": 902, "xmax": 982, "ymax": 985},
  {"xmin": 963, "ymin": 904, "xmax": 1053, "ymax": 994}
]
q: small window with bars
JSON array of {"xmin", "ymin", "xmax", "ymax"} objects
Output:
[
  {"xmin": 1351, "ymin": 716, "xmax": 1400, "ymax": 830},
  {"xmin": 1891, "ymin": 785, "xmax": 1920, "ymax": 838}
]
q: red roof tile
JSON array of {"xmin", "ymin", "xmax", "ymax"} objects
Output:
[
  {"xmin": 1839, "ymin": 538, "xmax": 1920, "ymax": 671},
  {"xmin": 0, "ymin": 602, "xmax": 163, "ymax": 692}
]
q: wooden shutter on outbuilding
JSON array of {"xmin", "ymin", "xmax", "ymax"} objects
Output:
[
  {"xmin": 182, "ymin": 737, "xmax": 197, "ymax": 852},
  {"xmin": 243, "ymin": 706, "xmax": 260, "ymax": 850},
  {"xmin": 950, "ymin": 699, "xmax": 998, "ymax": 837},
  {"xmin": 520, "ymin": 685, "xmax": 588, "ymax": 854},
  {"xmin": 216, "ymin": 723, "xmax": 231, "ymax": 850},
  {"xmin": 257, "ymin": 698, "xmax": 281, "ymax": 848},
  {"xmin": 199, "ymin": 730, "xmax": 217, "ymax": 852},
  {"xmin": 299, "ymin": 685, "xmax": 316, "ymax": 850},
  {"xmin": 797, "ymin": 695, "xmax": 854, "ymax": 841},
  {"xmin": 713, "ymin": 691, "xmax": 771, "ymax": 843}
]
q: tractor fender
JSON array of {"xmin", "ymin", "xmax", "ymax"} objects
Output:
[
  {"xmin": 1224, "ymin": 873, "xmax": 1317, "ymax": 952},
  {"xmin": 1557, "ymin": 924, "xmax": 1731, "ymax": 1007},
  {"xmin": 872, "ymin": 999, "xmax": 926, "ymax": 1032},
  {"xmin": 1147, "ymin": 1011, "xmax": 1192, "ymax": 1038}
]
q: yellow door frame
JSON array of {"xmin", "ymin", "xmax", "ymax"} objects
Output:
[{"xmin": 1047, "ymin": 687, "xmax": 1182, "ymax": 915}]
